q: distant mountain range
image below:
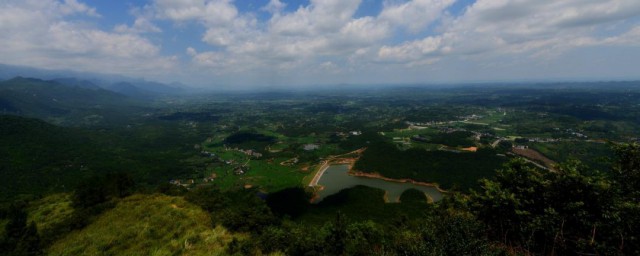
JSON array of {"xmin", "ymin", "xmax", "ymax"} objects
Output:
[
  {"xmin": 0, "ymin": 63, "xmax": 188, "ymax": 97},
  {"xmin": 0, "ymin": 76, "xmax": 154, "ymax": 125}
]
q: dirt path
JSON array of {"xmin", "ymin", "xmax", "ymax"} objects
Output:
[
  {"xmin": 307, "ymin": 147, "xmax": 366, "ymax": 187},
  {"xmin": 511, "ymin": 148, "xmax": 557, "ymax": 171},
  {"xmin": 308, "ymin": 160, "xmax": 330, "ymax": 187}
]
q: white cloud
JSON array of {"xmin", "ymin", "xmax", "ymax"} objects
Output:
[
  {"xmin": 186, "ymin": 47, "xmax": 197, "ymax": 56},
  {"xmin": 48, "ymin": 22, "xmax": 160, "ymax": 57},
  {"xmin": 379, "ymin": 0, "xmax": 455, "ymax": 33},
  {"xmin": 0, "ymin": 0, "xmax": 174, "ymax": 77},
  {"xmin": 269, "ymin": 0, "xmax": 362, "ymax": 35},
  {"xmin": 152, "ymin": 0, "xmax": 208, "ymax": 21},
  {"xmin": 378, "ymin": 36, "xmax": 445, "ymax": 62},
  {"xmin": 605, "ymin": 26, "xmax": 640, "ymax": 45},
  {"xmin": 452, "ymin": 0, "xmax": 640, "ymax": 53},
  {"xmin": 149, "ymin": 0, "xmax": 388, "ymax": 75},
  {"xmin": 262, "ymin": 0, "xmax": 286, "ymax": 14},
  {"xmin": 151, "ymin": 0, "xmax": 243, "ymax": 26},
  {"xmin": 340, "ymin": 17, "xmax": 390, "ymax": 45},
  {"xmin": 114, "ymin": 17, "xmax": 162, "ymax": 34},
  {"xmin": 59, "ymin": 0, "xmax": 99, "ymax": 17},
  {"xmin": 151, "ymin": 0, "xmax": 257, "ymax": 48},
  {"xmin": 378, "ymin": 0, "xmax": 640, "ymax": 67},
  {"xmin": 192, "ymin": 51, "xmax": 228, "ymax": 69}
]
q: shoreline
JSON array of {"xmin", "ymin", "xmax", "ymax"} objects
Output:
[
  {"xmin": 347, "ymin": 171, "xmax": 448, "ymax": 193},
  {"xmin": 307, "ymin": 148, "xmax": 365, "ymax": 187},
  {"xmin": 308, "ymin": 160, "xmax": 330, "ymax": 187}
]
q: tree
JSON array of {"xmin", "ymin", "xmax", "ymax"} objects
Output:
[
  {"xmin": 71, "ymin": 172, "xmax": 136, "ymax": 209},
  {"xmin": 1, "ymin": 204, "xmax": 42, "ymax": 256},
  {"xmin": 470, "ymin": 157, "xmax": 624, "ymax": 254},
  {"xmin": 612, "ymin": 142, "xmax": 640, "ymax": 201},
  {"xmin": 266, "ymin": 187, "xmax": 310, "ymax": 218},
  {"xmin": 345, "ymin": 221, "xmax": 385, "ymax": 256},
  {"xmin": 611, "ymin": 143, "xmax": 640, "ymax": 254},
  {"xmin": 324, "ymin": 212, "xmax": 348, "ymax": 256},
  {"xmin": 71, "ymin": 176, "xmax": 108, "ymax": 209}
]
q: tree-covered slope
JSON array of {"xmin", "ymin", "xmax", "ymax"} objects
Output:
[
  {"xmin": 0, "ymin": 115, "xmax": 203, "ymax": 201},
  {"xmin": 353, "ymin": 142, "xmax": 506, "ymax": 190},
  {"xmin": 0, "ymin": 115, "xmax": 103, "ymax": 199},
  {"xmin": 0, "ymin": 77, "xmax": 138, "ymax": 125}
]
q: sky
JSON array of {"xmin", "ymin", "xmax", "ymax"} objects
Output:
[{"xmin": 1, "ymin": 0, "xmax": 640, "ymax": 88}]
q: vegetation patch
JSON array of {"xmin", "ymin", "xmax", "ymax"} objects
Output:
[
  {"xmin": 27, "ymin": 194, "xmax": 75, "ymax": 238},
  {"xmin": 427, "ymin": 131, "xmax": 476, "ymax": 147},
  {"xmin": 354, "ymin": 142, "xmax": 506, "ymax": 190},
  {"xmin": 224, "ymin": 132, "xmax": 277, "ymax": 149},
  {"xmin": 48, "ymin": 194, "xmax": 242, "ymax": 255}
]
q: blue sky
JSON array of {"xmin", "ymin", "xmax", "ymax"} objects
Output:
[{"xmin": 1, "ymin": 0, "xmax": 640, "ymax": 88}]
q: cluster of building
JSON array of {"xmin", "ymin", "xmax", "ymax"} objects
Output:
[
  {"xmin": 527, "ymin": 137, "xmax": 561, "ymax": 143},
  {"xmin": 303, "ymin": 144, "xmax": 320, "ymax": 151},
  {"xmin": 458, "ymin": 114, "xmax": 484, "ymax": 121},
  {"xmin": 407, "ymin": 121, "xmax": 443, "ymax": 126},
  {"xmin": 233, "ymin": 165, "xmax": 249, "ymax": 175},
  {"xmin": 222, "ymin": 144, "xmax": 264, "ymax": 158},
  {"xmin": 554, "ymin": 128, "xmax": 588, "ymax": 138},
  {"xmin": 513, "ymin": 145, "xmax": 529, "ymax": 150},
  {"xmin": 238, "ymin": 149, "xmax": 263, "ymax": 158},
  {"xmin": 333, "ymin": 131, "xmax": 363, "ymax": 137},
  {"xmin": 169, "ymin": 179, "xmax": 195, "ymax": 187}
]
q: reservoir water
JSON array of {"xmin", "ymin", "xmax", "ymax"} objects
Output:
[{"xmin": 315, "ymin": 164, "xmax": 443, "ymax": 203}]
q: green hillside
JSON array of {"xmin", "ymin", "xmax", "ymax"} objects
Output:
[
  {"xmin": 0, "ymin": 115, "xmax": 206, "ymax": 201},
  {"xmin": 0, "ymin": 115, "xmax": 103, "ymax": 199},
  {"xmin": 47, "ymin": 194, "xmax": 244, "ymax": 256},
  {"xmin": 27, "ymin": 194, "xmax": 75, "ymax": 240},
  {"xmin": 0, "ymin": 77, "xmax": 137, "ymax": 125}
]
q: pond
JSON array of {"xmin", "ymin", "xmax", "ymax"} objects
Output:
[{"xmin": 314, "ymin": 164, "xmax": 444, "ymax": 203}]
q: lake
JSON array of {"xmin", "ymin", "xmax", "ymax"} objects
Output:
[{"xmin": 314, "ymin": 164, "xmax": 444, "ymax": 203}]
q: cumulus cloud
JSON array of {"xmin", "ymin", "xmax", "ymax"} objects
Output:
[
  {"xmin": 377, "ymin": 0, "xmax": 640, "ymax": 67},
  {"xmin": 58, "ymin": 0, "xmax": 99, "ymax": 17},
  {"xmin": 145, "ymin": 0, "xmax": 640, "ymax": 84},
  {"xmin": 450, "ymin": 0, "xmax": 640, "ymax": 54},
  {"xmin": 378, "ymin": 37, "xmax": 447, "ymax": 62},
  {"xmin": 152, "ymin": 0, "xmax": 209, "ymax": 21},
  {"xmin": 151, "ymin": 0, "xmax": 256, "ymax": 47},
  {"xmin": 0, "ymin": 0, "xmax": 174, "ymax": 77},
  {"xmin": 269, "ymin": 0, "xmax": 363, "ymax": 35},
  {"xmin": 114, "ymin": 18, "xmax": 162, "ymax": 34},
  {"xmin": 379, "ymin": 0, "xmax": 455, "ymax": 33},
  {"xmin": 262, "ymin": 0, "xmax": 286, "ymax": 14}
]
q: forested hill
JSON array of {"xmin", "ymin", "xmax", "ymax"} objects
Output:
[
  {"xmin": 0, "ymin": 77, "xmax": 137, "ymax": 125},
  {"xmin": 0, "ymin": 115, "xmax": 106, "ymax": 199},
  {"xmin": 353, "ymin": 142, "xmax": 506, "ymax": 190},
  {"xmin": 0, "ymin": 115, "xmax": 203, "ymax": 201}
]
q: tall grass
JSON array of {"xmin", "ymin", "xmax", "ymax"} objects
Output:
[
  {"xmin": 47, "ymin": 194, "xmax": 243, "ymax": 255},
  {"xmin": 27, "ymin": 193, "xmax": 74, "ymax": 235}
]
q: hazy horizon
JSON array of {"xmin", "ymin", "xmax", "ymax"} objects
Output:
[{"xmin": 4, "ymin": 63, "xmax": 640, "ymax": 93}]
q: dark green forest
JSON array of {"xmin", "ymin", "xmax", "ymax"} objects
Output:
[
  {"xmin": 354, "ymin": 142, "xmax": 506, "ymax": 190},
  {"xmin": 0, "ymin": 115, "xmax": 206, "ymax": 200}
]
